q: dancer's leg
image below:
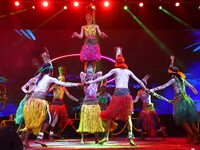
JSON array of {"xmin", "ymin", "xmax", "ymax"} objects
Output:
[
  {"xmin": 23, "ymin": 129, "xmax": 31, "ymax": 148},
  {"xmin": 181, "ymin": 122, "xmax": 198, "ymax": 143},
  {"xmin": 127, "ymin": 115, "xmax": 136, "ymax": 146},
  {"xmin": 81, "ymin": 133, "xmax": 84, "ymax": 144},
  {"xmin": 98, "ymin": 119, "xmax": 112, "ymax": 144}
]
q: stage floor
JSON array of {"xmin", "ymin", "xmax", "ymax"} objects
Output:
[{"xmin": 25, "ymin": 137, "xmax": 200, "ymax": 150}]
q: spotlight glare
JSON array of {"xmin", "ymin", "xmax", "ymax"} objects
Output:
[
  {"xmin": 159, "ymin": 6, "xmax": 162, "ymax": 10},
  {"xmin": 14, "ymin": 1, "xmax": 20, "ymax": 7},
  {"xmin": 104, "ymin": 1, "xmax": 109, "ymax": 7},
  {"xmin": 124, "ymin": 5, "xmax": 128, "ymax": 10},
  {"xmin": 175, "ymin": 2, "xmax": 180, "ymax": 7},
  {"xmin": 42, "ymin": 1, "xmax": 48, "ymax": 7},
  {"xmin": 74, "ymin": 1, "xmax": 79, "ymax": 7},
  {"xmin": 139, "ymin": 2, "xmax": 144, "ymax": 7},
  {"xmin": 64, "ymin": 6, "xmax": 67, "ymax": 9},
  {"xmin": 32, "ymin": 6, "xmax": 35, "ymax": 9}
]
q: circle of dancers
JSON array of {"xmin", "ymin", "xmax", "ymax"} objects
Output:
[{"xmin": 13, "ymin": 3, "xmax": 200, "ymax": 149}]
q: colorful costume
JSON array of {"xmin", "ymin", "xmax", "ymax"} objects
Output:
[
  {"xmin": 80, "ymin": 25, "xmax": 101, "ymax": 62},
  {"xmin": 97, "ymin": 90, "xmax": 111, "ymax": 111},
  {"xmin": 76, "ymin": 71, "xmax": 104, "ymax": 133},
  {"xmin": 151, "ymin": 75, "xmax": 199, "ymax": 125}
]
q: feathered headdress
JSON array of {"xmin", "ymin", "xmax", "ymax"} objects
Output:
[
  {"xmin": 58, "ymin": 66, "xmax": 66, "ymax": 80},
  {"xmin": 114, "ymin": 47, "xmax": 128, "ymax": 69},
  {"xmin": 141, "ymin": 75, "xmax": 151, "ymax": 85}
]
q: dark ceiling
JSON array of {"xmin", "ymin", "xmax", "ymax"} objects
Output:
[{"xmin": 0, "ymin": 0, "xmax": 200, "ymax": 30}]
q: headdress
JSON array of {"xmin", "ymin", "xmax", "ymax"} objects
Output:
[
  {"xmin": 37, "ymin": 63, "xmax": 53, "ymax": 73},
  {"xmin": 58, "ymin": 66, "xmax": 66, "ymax": 80},
  {"xmin": 168, "ymin": 66, "xmax": 186, "ymax": 79},
  {"xmin": 141, "ymin": 75, "xmax": 151, "ymax": 85},
  {"xmin": 114, "ymin": 47, "xmax": 128, "ymax": 69},
  {"xmin": 86, "ymin": 3, "xmax": 96, "ymax": 18}
]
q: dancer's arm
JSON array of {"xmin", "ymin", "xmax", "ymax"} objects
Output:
[
  {"xmin": 169, "ymin": 55, "xmax": 175, "ymax": 69},
  {"xmin": 151, "ymin": 92, "xmax": 172, "ymax": 103},
  {"xmin": 129, "ymin": 71, "xmax": 147, "ymax": 90},
  {"xmin": 50, "ymin": 77, "xmax": 82, "ymax": 87},
  {"xmin": 71, "ymin": 26, "xmax": 84, "ymax": 39},
  {"xmin": 96, "ymin": 25, "xmax": 108, "ymax": 39},
  {"xmin": 133, "ymin": 91, "xmax": 140, "ymax": 103},
  {"xmin": 150, "ymin": 78, "xmax": 175, "ymax": 93},
  {"xmin": 88, "ymin": 69, "xmax": 115, "ymax": 84},
  {"xmin": 185, "ymin": 80, "xmax": 198, "ymax": 94},
  {"xmin": 64, "ymin": 88, "xmax": 79, "ymax": 102}
]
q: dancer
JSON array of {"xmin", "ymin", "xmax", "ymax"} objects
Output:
[
  {"xmin": 22, "ymin": 63, "xmax": 82, "ymax": 148},
  {"xmin": 76, "ymin": 63, "xmax": 104, "ymax": 144},
  {"xmin": 72, "ymin": 3, "xmax": 108, "ymax": 73},
  {"xmin": 14, "ymin": 73, "xmax": 40, "ymax": 139},
  {"xmin": 150, "ymin": 55, "xmax": 200, "ymax": 144},
  {"xmin": 86, "ymin": 47, "xmax": 147, "ymax": 146},
  {"xmin": 97, "ymin": 80, "xmax": 112, "ymax": 111},
  {"xmin": 133, "ymin": 75, "xmax": 171, "ymax": 139},
  {"xmin": 48, "ymin": 66, "xmax": 79, "ymax": 141}
]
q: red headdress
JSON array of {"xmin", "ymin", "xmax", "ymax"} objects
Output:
[
  {"xmin": 85, "ymin": 3, "xmax": 96, "ymax": 17},
  {"xmin": 114, "ymin": 47, "xmax": 128, "ymax": 69}
]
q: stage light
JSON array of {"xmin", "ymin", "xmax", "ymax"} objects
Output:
[
  {"xmin": 175, "ymin": 2, "xmax": 180, "ymax": 7},
  {"xmin": 64, "ymin": 6, "xmax": 67, "ymax": 9},
  {"xmin": 74, "ymin": 1, "xmax": 79, "ymax": 7},
  {"xmin": 124, "ymin": 5, "xmax": 128, "ymax": 10},
  {"xmin": 32, "ymin": 6, "xmax": 35, "ymax": 9},
  {"xmin": 14, "ymin": 1, "xmax": 20, "ymax": 7},
  {"xmin": 139, "ymin": 2, "xmax": 143, "ymax": 7},
  {"xmin": 42, "ymin": 1, "xmax": 49, "ymax": 7},
  {"xmin": 159, "ymin": 6, "xmax": 162, "ymax": 10},
  {"xmin": 104, "ymin": 1, "xmax": 110, "ymax": 7}
]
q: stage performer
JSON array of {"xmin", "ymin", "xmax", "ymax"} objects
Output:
[
  {"xmin": 150, "ymin": 55, "xmax": 200, "ymax": 144},
  {"xmin": 76, "ymin": 63, "xmax": 104, "ymax": 144},
  {"xmin": 133, "ymin": 75, "xmax": 170, "ymax": 139},
  {"xmin": 86, "ymin": 47, "xmax": 147, "ymax": 146},
  {"xmin": 72, "ymin": 3, "xmax": 108, "ymax": 73},
  {"xmin": 48, "ymin": 66, "xmax": 79, "ymax": 141},
  {"xmin": 14, "ymin": 73, "xmax": 40, "ymax": 139},
  {"xmin": 22, "ymin": 62, "xmax": 82, "ymax": 148}
]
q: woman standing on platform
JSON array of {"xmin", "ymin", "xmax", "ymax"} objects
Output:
[
  {"xmin": 150, "ymin": 56, "xmax": 200, "ymax": 144},
  {"xmin": 72, "ymin": 3, "xmax": 108, "ymax": 73}
]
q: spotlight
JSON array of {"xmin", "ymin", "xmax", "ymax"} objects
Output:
[
  {"xmin": 42, "ymin": 1, "xmax": 49, "ymax": 7},
  {"xmin": 14, "ymin": 1, "xmax": 20, "ymax": 7},
  {"xmin": 124, "ymin": 5, "xmax": 128, "ymax": 10},
  {"xmin": 139, "ymin": 2, "xmax": 144, "ymax": 7},
  {"xmin": 104, "ymin": 1, "xmax": 109, "ymax": 7},
  {"xmin": 175, "ymin": 2, "xmax": 180, "ymax": 7},
  {"xmin": 32, "ymin": 6, "xmax": 35, "ymax": 9},
  {"xmin": 159, "ymin": 6, "xmax": 162, "ymax": 10},
  {"xmin": 64, "ymin": 6, "xmax": 67, "ymax": 9},
  {"xmin": 74, "ymin": 1, "xmax": 79, "ymax": 7}
]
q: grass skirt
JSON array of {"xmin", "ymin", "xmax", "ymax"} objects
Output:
[
  {"xmin": 80, "ymin": 37, "xmax": 101, "ymax": 62},
  {"xmin": 76, "ymin": 104, "xmax": 104, "ymax": 133},
  {"xmin": 173, "ymin": 94, "xmax": 200, "ymax": 125},
  {"xmin": 137, "ymin": 104, "xmax": 161, "ymax": 137},
  {"xmin": 14, "ymin": 94, "xmax": 31, "ymax": 125},
  {"xmin": 22, "ymin": 98, "xmax": 49, "ymax": 135},
  {"xmin": 50, "ymin": 104, "xmax": 71, "ymax": 132},
  {"xmin": 100, "ymin": 95, "xmax": 133, "ymax": 121}
]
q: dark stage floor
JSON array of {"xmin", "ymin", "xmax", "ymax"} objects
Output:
[{"xmin": 24, "ymin": 137, "xmax": 200, "ymax": 150}]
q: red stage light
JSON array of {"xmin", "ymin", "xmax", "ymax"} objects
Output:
[
  {"xmin": 42, "ymin": 1, "xmax": 49, "ymax": 7},
  {"xmin": 74, "ymin": 1, "xmax": 79, "ymax": 7},
  {"xmin": 104, "ymin": 1, "xmax": 109, "ymax": 7},
  {"xmin": 14, "ymin": 1, "xmax": 20, "ymax": 7},
  {"xmin": 139, "ymin": 2, "xmax": 144, "ymax": 7},
  {"xmin": 175, "ymin": 2, "xmax": 180, "ymax": 7}
]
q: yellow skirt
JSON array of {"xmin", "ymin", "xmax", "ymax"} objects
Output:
[
  {"xmin": 22, "ymin": 98, "xmax": 49, "ymax": 135},
  {"xmin": 77, "ymin": 104, "xmax": 104, "ymax": 133}
]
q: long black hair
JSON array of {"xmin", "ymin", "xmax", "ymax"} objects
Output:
[{"xmin": 36, "ymin": 63, "xmax": 53, "ymax": 85}]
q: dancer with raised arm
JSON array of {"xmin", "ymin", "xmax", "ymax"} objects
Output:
[
  {"xmin": 22, "ymin": 53, "xmax": 82, "ymax": 148},
  {"xmin": 133, "ymin": 75, "xmax": 170, "ymax": 139},
  {"xmin": 48, "ymin": 66, "xmax": 79, "ymax": 141},
  {"xmin": 86, "ymin": 47, "xmax": 147, "ymax": 146},
  {"xmin": 150, "ymin": 55, "xmax": 200, "ymax": 144},
  {"xmin": 76, "ymin": 63, "xmax": 104, "ymax": 144},
  {"xmin": 72, "ymin": 3, "xmax": 108, "ymax": 73}
]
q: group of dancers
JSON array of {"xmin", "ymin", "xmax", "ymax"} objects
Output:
[{"xmin": 13, "ymin": 3, "xmax": 200, "ymax": 149}]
